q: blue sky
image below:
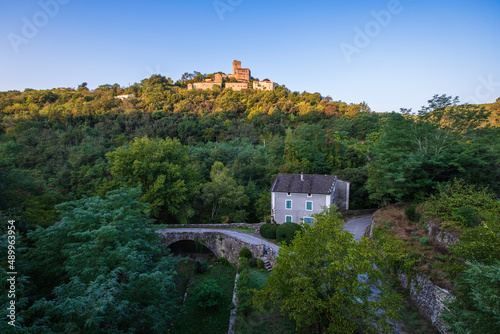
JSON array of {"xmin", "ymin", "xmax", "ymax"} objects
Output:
[{"xmin": 1, "ymin": 0, "xmax": 499, "ymax": 112}]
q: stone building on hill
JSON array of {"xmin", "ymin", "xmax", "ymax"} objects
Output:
[
  {"xmin": 187, "ymin": 60, "xmax": 278, "ymax": 91},
  {"xmin": 228, "ymin": 60, "xmax": 251, "ymax": 82},
  {"xmin": 253, "ymin": 79, "xmax": 279, "ymax": 91},
  {"xmin": 225, "ymin": 82, "xmax": 249, "ymax": 91}
]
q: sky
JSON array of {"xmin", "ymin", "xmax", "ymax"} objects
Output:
[{"xmin": 1, "ymin": 0, "xmax": 499, "ymax": 112}]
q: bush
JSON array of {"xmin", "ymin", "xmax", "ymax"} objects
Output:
[
  {"xmin": 248, "ymin": 257, "xmax": 257, "ymax": 268},
  {"xmin": 405, "ymin": 203, "xmax": 420, "ymax": 222},
  {"xmin": 194, "ymin": 279, "xmax": 222, "ymax": 309},
  {"xmin": 422, "ymin": 180, "xmax": 499, "ymax": 227},
  {"xmin": 419, "ymin": 237, "xmax": 429, "ymax": 245},
  {"xmin": 215, "ymin": 257, "xmax": 231, "ymax": 266},
  {"xmin": 256, "ymin": 258, "xmax": 264, "ymax": 269},
  {"xmin": 236, "ymin": 269, "xmax": 252, "ymax": 315},
  {"xmin": 452, "ymin": 206, "xmax": 481, "ymax": 228},
  {"xmin": 194, "ymin": 260, "xmax": 208, "ymax": 273},
  {"xmin": 238, "ymin": 257, "xmax": 249, "ymax": 273},
  {"xmin": 260, "ymin": 223, "xmax": 277, "ymax": 239},
  {"xmin": 239, "ymin": 246, "xmax": 253, "ymax": 259},
  {"xmin": 276, "ymin": 223, "xmax": 302, "ymax": 245}
]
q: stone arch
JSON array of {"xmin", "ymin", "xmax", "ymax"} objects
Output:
[{"xmin": 157, "ymin": 229, "xmax": 279, "ymax": 267}]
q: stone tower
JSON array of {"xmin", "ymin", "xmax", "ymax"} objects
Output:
[{"xmin": 233, "ymin": 60, "xmax": 242, "ymax": 75}]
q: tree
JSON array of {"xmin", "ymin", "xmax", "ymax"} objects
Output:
[
  {"xmin": 367, "ymin": 113, "xmax": 466, "ymax": 203},
  {"xmin": 106, "ymin": 136, "xmax": 201, "ymax": 223},
  {"xmin": 442, "ymin": 262, "xmax": 500, "ymax": 334},
  {"xmin": 253, "ymin": 208, "xmax": 401, "ymax": 333},
  {"xmin": 25, "ymin": 187, "xmax": 180, "ymax": 333},
  {"xmin": 201, "ymin": 162, "xmax": 249, "ymax": 223}
]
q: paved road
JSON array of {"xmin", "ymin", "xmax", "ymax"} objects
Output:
[
  {"xmin": 161, "ymin": 228, "xmax": 280, "ymax": 254},
  {"xmin": 343, "ymin": 215, "xmax": 373, "ymax": 241}
]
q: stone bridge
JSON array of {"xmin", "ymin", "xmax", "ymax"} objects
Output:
[{"xmin": 156, "ymin": 228, "xmax": 279, "ymax": 267}]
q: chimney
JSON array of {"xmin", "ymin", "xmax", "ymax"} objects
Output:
[{"xmin": 301, "ymin": 173, "xmax": 304, "ymax": 181}]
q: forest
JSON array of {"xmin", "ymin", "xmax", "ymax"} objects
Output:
[{"xmin": 0, "ymin": 74, "xmax": 499, "ymax": 332}]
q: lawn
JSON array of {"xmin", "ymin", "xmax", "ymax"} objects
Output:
[{"xmin": 171, "ymin": 261, "xmax": 236, "ymax": 334}]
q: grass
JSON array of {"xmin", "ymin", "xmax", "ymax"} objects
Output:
[
  {"xmin": 171, "ymin": 260, "xmax": 236, "ymax": 334},
  {"xmin": 226, "ymin": 227, "xmax": 256, "ymax": 234}
]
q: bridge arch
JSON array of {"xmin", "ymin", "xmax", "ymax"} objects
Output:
[{"xmin": 156, "ymin": 228, "xmax": 279, "ymax": 267}]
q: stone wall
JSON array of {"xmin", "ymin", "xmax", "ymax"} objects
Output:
[
  {"xmin": 398, "ymin": 272, "xmax": 453, "ymax": 334},
  {"xmin": 164, "ymin": 223, "xmax": 264, "ymax": 230},
  {"xmin": 426, "ymin": 220, "xmax": 459, "ymax": 248},
  {"xmin": 368, "ymin": 216, "xmax": 454, "ymax": 334}
]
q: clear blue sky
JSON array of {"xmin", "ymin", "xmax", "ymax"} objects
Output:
[{"xmin": 1, "ymin": 0, "xmax": 499, "ymax": 112}]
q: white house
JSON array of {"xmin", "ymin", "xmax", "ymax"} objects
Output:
[{"xmin": 270, "ymin": 173, "xmax": 350, "ymax": 225}]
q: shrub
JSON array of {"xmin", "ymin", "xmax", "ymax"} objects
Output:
[
  {"xmin": 452, "ymin": 206, "xmax": 481, "ymax": 228},
  {"xmin": 260, "ymin": 223, "xmax": 277, "ymax": 239},
  {"xmin": 238, "ymin": 257, "xmax": 249, "ymax": 273},
  {"xmin": 236, "ymin": 269, "xmax": 252, "ymax": 315},
  {"xmin": 276, "ymin": 222, "xmax": 302, "ymax": 245},
  {"xmin": 422, "ymin": 180, "xmax": 499, "ymax": 227},
  {"xmin": 248, "ymin": 257, "xmax": 257, "ymax": 268},
  {"xmin": 194, "ymin": 279, "xmax": 222, "ymax": 309},
  {"xmin": 194, "ymin": 260, "xmax": 208, "ymax": 273},
  {"xmin": 405, "ymin": 203, "xmax": 420, "ymax": 222},
  {"xmin": 215, "ymin": 257, "xmax": 231, "ymax": 266},
  {"xmin": 419, "ymin": 237, "xmax": 429, "ymax": 245},
  {"xmin": 239, "ymin": 246, "xmax": 253, "ymax": 259},
  {"xmin": 256, "ymin": 258, "xmax": 264, "ymax": 269}
]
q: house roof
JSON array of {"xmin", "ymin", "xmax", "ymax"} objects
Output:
[{"xmin": 271, "ymin": 173, "xmax": 337, "ymax": 195}]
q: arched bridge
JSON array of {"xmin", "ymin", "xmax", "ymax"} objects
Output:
[{"xmin": 156, "ymin": 228, "xmax": 279, "ymax": 267}]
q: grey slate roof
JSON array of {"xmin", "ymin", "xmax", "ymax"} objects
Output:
[{"xmin": 271, "ymin": 173, "xmax": 337, "ymax": 195}]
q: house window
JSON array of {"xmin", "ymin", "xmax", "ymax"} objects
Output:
[
  {"xmin": 307, "ymin": 193, "xmax": 312, "ymax": 197},
  {"xmin": 286, "ymin": 200, "xmax": 292, "ymax": 210},
  {"xmin": 304, "ymin": 217, "xmax": 314, "ymax": 225},
  {"xmin": 285, "ymin": 215, "xmax": 293, "ymax": 223},
  {"xmin": 306, "ymin": 201, "xmax": 313, "ymax": 211},
  {"xmin": 287, "ymin": 192, "xmax": 291, "ymax": 196}
]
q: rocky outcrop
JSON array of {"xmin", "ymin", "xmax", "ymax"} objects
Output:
[{"xmin": 426, "ymin": 220, "xmax": 459, "ymax": 248}]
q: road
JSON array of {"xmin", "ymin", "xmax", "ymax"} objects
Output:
[{"xmin": 343, "ymin": 215, "xmax": 373, "ymax": 241}]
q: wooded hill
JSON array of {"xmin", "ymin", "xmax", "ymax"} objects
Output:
[{"xmin": 0, "ymin": 75, "xmax": 499, "ymax": 229}]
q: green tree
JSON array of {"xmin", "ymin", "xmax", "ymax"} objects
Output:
[
  {"xmin": 442, "ymin": 262, "xmax": 500, "ymax": 334},
  {"xmin": 253, "ymin": 208, "xmax": 401, "ymax": 333},
  {"xmin": 367, "ymin": 113, "xmax": 465, "ymax": 202},
  {"xmin": 25, "ymin": 187, "xmax": 179, "ymax": 333},
  {"xmin": 201, "ymin": 162, "xmax": 249, "ymax": 223},
  {"xmin": 106, "ymin": 136, "xmax": 201, "ymax": 223}
]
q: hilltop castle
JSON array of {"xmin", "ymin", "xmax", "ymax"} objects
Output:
[{"xmin": 188, "ymin": 60, "xmax": 278, "ymax": 92}]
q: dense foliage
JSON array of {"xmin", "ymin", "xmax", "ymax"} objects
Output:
[
  {"xmin": 1, "ymin": 187, "xmax": 179, "ymax": 333},
  {"xmin": 260, "ymin": 223, "xmax": 278, "ymax": 239},
  {"xmin": 276, "ymin": 222, "xmax": 302, "ymax": 245},
  {"xmin": 254, "ymin": 208, "xmax": 402, "ymax": 333},
  {"xmin": 0, "ymin": 77, "xmax": 499, "ymax": 332}
]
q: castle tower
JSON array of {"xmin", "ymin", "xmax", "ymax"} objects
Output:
[{"xmin": 233, "ymin": 60, "xmax": 242, "ymax": 75}]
